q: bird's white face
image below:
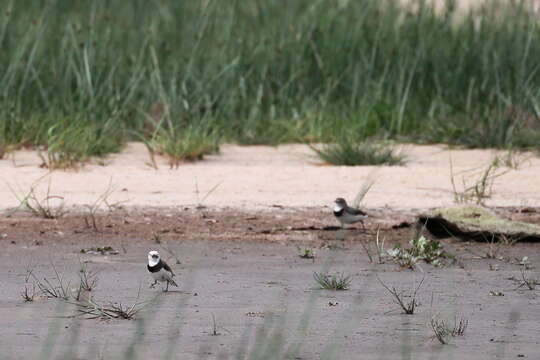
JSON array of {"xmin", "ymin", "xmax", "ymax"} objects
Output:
[
  {"xmin": 333, "ymin": 198, "xmax": 345, "ymax": 212},
  {"xmin": 148, "ymin": 251, "xmax": 160, "ymax": 267}
]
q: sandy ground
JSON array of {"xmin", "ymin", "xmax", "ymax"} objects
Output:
[
  {"xmin": 1, "ymin": 209, "xmax": 539, "ymax": 360},
  {"xmin": 1, "ymin": 143, "xmax": 540, "ymax": 211},
  {"xmin": 2, "ymin": 144, "xmax": 540, "ymax": 359}
]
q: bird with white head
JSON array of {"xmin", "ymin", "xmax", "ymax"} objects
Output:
[{"xmin": 147, "ymin": 250, "xmax": 178, "ymax": 292}]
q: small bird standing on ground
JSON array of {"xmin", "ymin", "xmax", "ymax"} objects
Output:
[
  {"xmin": 147, "ymin": 250, "xmax": 178, "ymax": 292},
  {"xmin": 333, "ymin": 197, "xmax": 368, "ymax": 229}
]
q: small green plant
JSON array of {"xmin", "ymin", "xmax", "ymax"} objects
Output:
[
  {"xmin": 377, "ymin": 276, "xmax": 424, "ymax": 315},
  {"xmin": 313, "ymin": 272, "xmax": 351, "ymax": 290},
  {"xmin": 311, "ymin": 137, "xmax": 405, "ymax": 166},
  {"xmin": 298, "ymin": 247, "xmax": 315, "ymax": 260},
  {"xmin": 387, "ymin": 236, "xmax": 447, "ymax": 268}
]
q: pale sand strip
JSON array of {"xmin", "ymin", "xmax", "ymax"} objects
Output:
[{"xmin": 1, "ymin": 143, "xmax": 538, "ymax": 211}]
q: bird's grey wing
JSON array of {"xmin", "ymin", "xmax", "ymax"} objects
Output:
[
  {"xmin": 162, "ymin": 260, "xmax": 175, "ymax": 276},
  {"xmin": 348, "ymin": 206, "xmax": 367, "ymax": 216},
  {"xmin": 161, "ymin": 260, "xmax": 178, "ymax": 287},
  {"xmin": 162, "ymin": 270, "xmax": 178, "ymax": 286},
  {"xmin": 168, "ymin": 276, "xmax": 178, "ymax": 287}
]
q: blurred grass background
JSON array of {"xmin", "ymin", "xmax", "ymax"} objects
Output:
[{"xmin": 1, "ymin": 0, "xmax": 540, "ymax": 164}]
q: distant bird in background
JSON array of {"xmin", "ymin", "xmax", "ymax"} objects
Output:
[
  {"xmin": 147, "ymin": 250, "xmax": 178, "ymax": 292},
  {"xmin": 333, "ymin": 171, "xmax": 376, "ymax": 231},
  {"xmin": 333, "ymin": 197, "xmax": 368, "ymax": 229}
]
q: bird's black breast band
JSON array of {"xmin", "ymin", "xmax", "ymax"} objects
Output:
[
  {"xmin": 148, "ymin": 260, "xmax": 164, "ymax": 273},
  {"xmin": 333, "ymin": 208, "xmax": 344, "ymax": 217}
]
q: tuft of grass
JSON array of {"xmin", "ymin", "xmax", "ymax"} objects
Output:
[
  {"xmin": 9, "ymin": 181, "xmax": 66, "ymax": 219},
  {"xmin": 313, "ymin": 272, "xmax": 352, "ymax": 290},
  {"xmin": 35, "ymin": 118, "xmax": 124, "ymax": 169},
  {"xmin": 477, "ymin": 234, "xmax": 519, "ymax": 261},
  {"xmin": 311, "ymin": 137, "xmax": 405, "ymax": 166},
  {"xmin": 76, "ymin": 298, "xmax": 145, "ymax": 320},
  {"xmin": 29, "ymin": 263, "xmax": 71, "ymax": 300},
  {"xmin": 430, "ymin": 315, "xmax": 468, "ymax": 345},
  {"xmin": 450, "ymin": 156, "xmax": 510, "ymax": 205},
  {"xmin": 23, "ymin": 257, "xmax": 145, "ymax": 322},
  {"xmin": 145, "ymin": 122, "xmax": 220, "ymax": 168}
]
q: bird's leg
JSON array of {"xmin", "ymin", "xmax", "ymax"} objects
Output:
[
  {"xmin": 149, "ymin": 280, "xmax": 158, "ymax": 288},
  {"xmin": 360, "ymin": 220, "xmax": 366, "ymax": 231},
  {"xmin": 163, "ymin": 281, "xmax": 169, "ymax": 292},
  {"xmin": 337, "ymin": 228, "xmax": 345, "ymax": 241}
]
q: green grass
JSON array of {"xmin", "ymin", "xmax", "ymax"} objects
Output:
[
  {"xmin": 1, "ymin": 0, "xmax": 540, "ymax": 165},
  {"xmin": 0, "ymin": 137, "xmax": 6, "ymax": 159},
  {"xmin": 146, "ymin": 120, "xmax": 220, "ymax": 168},
  {"xmin": 311, "ymin": 137, "xmax": 405, "ymax": 166},
  {"xmin": 387, "ymin": 236, "xmax": 448, "ymax": 268},
  {"xmin": 313, "ymin": 272, "xmax": 352, "ymax": 291}
]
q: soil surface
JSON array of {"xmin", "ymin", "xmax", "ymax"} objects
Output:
[
  {"xmin": 1, "ymin": 207, "xmax": 539, "ymax": 359},
  {"xmin": 2, "ymin": 143, "xmax": 540, "ymax": 359}
]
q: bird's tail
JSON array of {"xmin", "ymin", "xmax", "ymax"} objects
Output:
[
  {"xmin": 352, "ymin": 169, "xmax": 378, "ymax": 208},
  {"xmin": 169, "ymin": 278, "xmax": 179, "ymax": 287}
]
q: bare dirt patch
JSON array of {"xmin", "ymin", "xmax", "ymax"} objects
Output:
[
  {"xmin": 2, "ymin": 144, "xmax": 540, "ymax": 359},
  {"xmin": 1, "ymin": 207, "xmax": 539, "ymax": 359}
]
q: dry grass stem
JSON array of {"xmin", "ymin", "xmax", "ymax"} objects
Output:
[{"xmin": 377, "ymin": 275, "xmax": 425, "ymax": 315}]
